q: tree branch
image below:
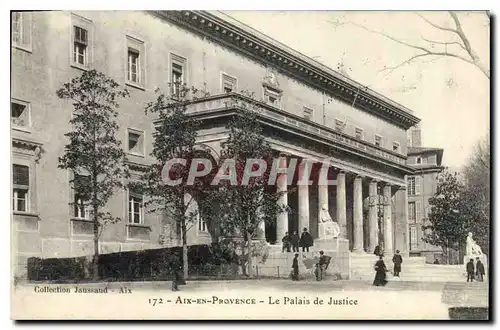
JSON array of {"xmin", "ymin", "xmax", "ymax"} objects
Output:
[
  {"xmin": 421, "ymin": 37, "xmax": 467, "ymax": 52},
  {"xmin": 380, "ymin": 53, "xmax": 434, "ymax": 74},
  {"xmin": 416, "ymin": 13, "xmax": 458, "ymax": 34},
  {"xmin": 344, "ymin": 18, "xmax": 489, "ymax": 79}
]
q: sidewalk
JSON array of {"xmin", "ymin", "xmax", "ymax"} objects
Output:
[{"xmin": 15, "ymin": 278, "xmax": 489, "ymax": 307}]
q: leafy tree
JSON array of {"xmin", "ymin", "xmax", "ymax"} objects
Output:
[
  {"xmin": 215, "ymin": 92, "xmax": 287, "ymax": 276},
  {"xmin": 56, "ymin": 70, "xmax": 130, "ymax": 280},
  {"xmin": 137, "ymin": 83, "xmax": 209, "ymax": 279},
  {"xmin": 422, "ymin": 171, "xmax": 468, "ymax": 264},
  {"xmin": 462, "ymin": 134, "xmax": 490, "ymax": 255}
]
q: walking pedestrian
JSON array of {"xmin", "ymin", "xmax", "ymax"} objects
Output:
[
  {"xmin": 299, "ymin": 228, "xmax": 313, "ymax": 252},
  {"xmin": 292, "ymin": 253, "xmax": 299, "ymax": 281},
  {"xmin": 373, "ymin": 255, "xmax": 388, "ymax": 286},
  {"xmin": 466, "ymin": 258, "xmax": 475, "ymax": 282},
  {"xmin": 392, "ymin": 250, "xmax": 403, "ymax": 277}
]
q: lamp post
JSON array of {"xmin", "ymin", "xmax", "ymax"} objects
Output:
[{"xmin": 366, "ymin": 186, "xmax": 392, "ymax": 252}]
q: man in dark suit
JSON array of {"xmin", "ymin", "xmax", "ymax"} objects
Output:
[
  {"xmin": 392, "ymin": 250, "xmax": 403, "ymax": 277},
  {"xmin": 282, "ymin": 232, "xmax": 291, "ymax": 253},
  {"xmin": 290, "ymin": 231, "xmax": 300, "ymax": 252},
  {"xmin": 476, "ymin": 257, "xmax": 485, "ymax": 282},
  {"xmin": 466, "ymin": 258, "xmax": 475, "ymax": 282},
  {"xmin": 299, "ymin": 228, "xmax": 313, "ymax": 252}
]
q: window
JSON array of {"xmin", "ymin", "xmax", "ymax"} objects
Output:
[
  {"xmin": 127, "ymin": 49, "xmax": 140, "ymax": 83},
  {"xmin": 73, "ymin": 174, "xmax": 91, "ymax": 219},
  {"xmin": 171, "ymin": 54, "xmax": 186, "ymax": 97},
  {"xmin": 221, "ymin": 73, "xmax": 237, "ymax": 93},
  {"xmin": 334, "ymin": 119, "xmax": 345, "ymax": 132},
  {"xmin": 73, "ymin": 26, "xmax": 88, "ymax": 66},
  {"xmin": 127, "ymin": 129, "xmax": 144, "ymax": 156},
  {"xmin": 375, "ymin": 135, "xmax": 382, "ymax": 147},
  {"xmin": 128, "ymin": 191, "xmax": 144, "ymax": 225},
  {"xmin": 410, "ymin": 226, "xmax": 418, "ymax": 250},
  {"xmin": 407, "ymin": 176, "xmax": 421, "ymax": 196},
  {"xmin": 392, "ymin": 142, "xmax": 400, "ymax": 152},
  {"xmin": 408, "ymin": 202, "xmax": 416, "ymax": 223},
  {"xmin": 13, "ymin": 164, "xmax": 29, "ymax": 212},
  {"xmin": 303, "ymin": 107, "xmax": 313, "ymax": 121},
  {"xmin": 71, "ymin": 15, "xmax": 93, "ymax": 68},
  {"xmin": 355, "ymin": 127, "xmax": 363, "ymax": 140},
  {"xmin": 416, "ymin": 156, "xmax": 422, "ymax": 164},
  {"xmin": 11, "ymin": 100, "xmax": 30, "ymax": 129},
  {"xmin": 263, "ymin": 86, "xmax": 281, "ymax": 108},
  {"xmin": 198, "ymin": 217, "xmax": 207, "ymax": 233},
  {"xmin": 12, "ymin": 12, "xmax": 31, "ymax": 50},
  {"xmin": 415, "ymin": 200, "xmax": 421, "ymax": 222},
  {"xmin": 172, "ymin": 63, "xmax": 183, "ymax": 95},
  {"xmin": 126, "ymin": 36, "xmax": 145, "ymax": 87}
]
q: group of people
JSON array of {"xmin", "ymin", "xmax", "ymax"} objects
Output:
[
  {"xmin": 291, "ymin": 250, "xmax": 331, "ymax": 281},
  {"xmin": 372, "ymin": 247, "xmax": 403, "ymax": 287},
  {"xmin": 466, "ymin": 257, "xmax": 486, "ymax": 282},
  {"xmin": 282, "ymin": 228, "xmax": 314, "ymax": 253}
]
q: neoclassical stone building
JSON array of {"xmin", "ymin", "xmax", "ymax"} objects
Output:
[{"xmin": 11, "ymin": 10, "xmax": 421, "ymax": 276}]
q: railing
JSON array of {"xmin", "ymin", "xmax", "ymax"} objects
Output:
[{"xmin": 185, "ymin": 93, "xmax": 409, "ymax": 167}]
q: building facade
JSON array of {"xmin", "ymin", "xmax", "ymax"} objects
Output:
[
  {"xmin": 11, "ymin": 10, "xmax": 421, "ymax": 277},
  {"xmin": 406, "ymin": 126, "xmax": 445, "ymax": 262}
]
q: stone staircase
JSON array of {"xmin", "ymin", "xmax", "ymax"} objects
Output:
[{"xmin": 350, "ymin": 253, "xmax": 476, "ymax": 282}]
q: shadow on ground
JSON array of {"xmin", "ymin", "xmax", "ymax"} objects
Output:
[{"xmin": 448, "ymin": 307, "xmax": 489, "ymax": 320}]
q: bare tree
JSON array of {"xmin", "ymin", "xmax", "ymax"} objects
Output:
[{"xmin": 332, "ymin": 11, "xmax": 490, "ymax": 79}]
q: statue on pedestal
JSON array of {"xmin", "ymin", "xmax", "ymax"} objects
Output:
[
  {"xmin": 466, "ymin": 232, "xmax": 483, "ymax": 257},
  {"xmin": 318, "ymin": 204, "xmax": 340, "ymax": 239}
]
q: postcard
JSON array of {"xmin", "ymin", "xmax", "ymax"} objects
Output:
[{"xmin": 10, "ymin": 10, "xmax": 490, "ymax": 320}]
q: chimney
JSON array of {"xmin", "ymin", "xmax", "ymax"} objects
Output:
[{"xmin": 411, "ymin": 126, "xmax": 422, "ymax": 147}]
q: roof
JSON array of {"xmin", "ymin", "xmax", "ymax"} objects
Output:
[
  {"xmin": 154, "ymin": 10, "xmax": 421, "ymax": 130},
  {"xmin": 408, "ymin": 147, "xmax": 444, "ymax": 166}
]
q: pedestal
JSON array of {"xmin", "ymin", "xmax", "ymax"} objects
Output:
[{"xmin": 318, "ymin": 222, "xmax": 338, "ymax": 238}]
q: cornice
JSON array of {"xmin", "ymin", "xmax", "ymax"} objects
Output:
[
  {"xmin": 170, "ymin": 93, "xmax": 416, "ymax": 175},
  {"xmin": 126, "ymin": 160, "xmax": 150, "ymax": 173},
  {"xmin": 153, "ymin": 10, "xmax": 421, "ymax": 130},
  {"xmin": 12, "ymin": 137, "xmax": 44, "ymax": 162}
]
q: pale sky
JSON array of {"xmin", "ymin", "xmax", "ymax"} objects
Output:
[{"xmin": 223, "ymin": 11, "xmax": 490, "ymax": 168}]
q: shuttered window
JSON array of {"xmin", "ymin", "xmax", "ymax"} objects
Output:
[
  {"xmin": 12, "ymin": 12, "xmax": 32, "ymax": 50},
  {"xmin": 410, "ymin": 226, "xmax": 418, "ymax": 250},
  {"xmin": 13, "ymin": 164, "xmax": 29, "ymax": 212},
  {"xmin": 415, "ymin": 176, "xmax": 421, "ymax": 195},
  {"xmin": 415, "ymin": 200, "xmax": 422, "ymax": 222}
]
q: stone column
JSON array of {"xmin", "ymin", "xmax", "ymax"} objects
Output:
[
  {"xmin": 383, "ymin": 184, "xmax": 393, "ymax": 255},
  {"xmin": 298, "ymin": 160, "xmax": 310, "ymax": 232},
  {"xmin": 336, "ymin": 171, "xmax": 347, "ymax": 238},
  {"xmin": 368, "ymin": 179, "xmax": 379, "ymax": 253},
  {"xmin": 393, "ymin": 185, "xmax": 409, "ymax": 255},
  {"xmin": 318, "ymin": 166, "xmax": 329, "ymax": 238},
  {"xmin": 352, "ymin": 175, "xmax": 364, "ymax": 252},
  {"xmin": 276, "ymin": 156, "xmax": 288, "ymax": 242}
]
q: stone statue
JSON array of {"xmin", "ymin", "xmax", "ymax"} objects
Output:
[
  {"xmin": 318, "ymin": 204, "xmax": 340, "ymax": 238},
  {"xmin": 263, "ymin": 69, "xmax": 280, "ymax": 88},
  {"xmin": 466, "ymin": 232, "xmax": 483, "ymax": 256}
]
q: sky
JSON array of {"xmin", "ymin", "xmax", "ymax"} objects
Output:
[{"xmin": 222, "ymin": 11, "xmax": 490, "ymax": 168}]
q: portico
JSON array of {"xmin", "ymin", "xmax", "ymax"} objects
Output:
[
  {"xmin": 268, "ymin": 154, "xmax": 406, "ymax": 255},
  {"xmin": 187, "ymin": 92, "xmax": 417, "ymax": 256}
]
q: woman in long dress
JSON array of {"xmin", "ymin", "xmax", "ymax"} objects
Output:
[{"xmin": 373, "ymin": 255, "xmax": 388, "ymax": 286}]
